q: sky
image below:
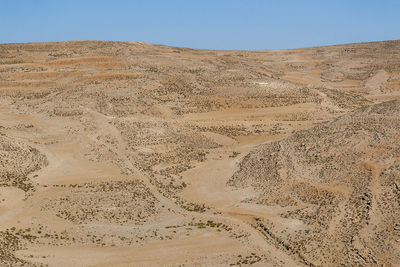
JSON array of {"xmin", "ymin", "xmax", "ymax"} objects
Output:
[{"xmin": 1, "ymin": 0, "xmax": 399, "ymax": 50}]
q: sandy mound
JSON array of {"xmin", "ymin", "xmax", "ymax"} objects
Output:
[
  {"xmin": 42, "ymin": 180, "xmax": 160, "ymax": 225},
  {"xmin": 0, "ymin": 231, "xmax": 27, "ymax": 266},
  {"xmin": 229, "ymin": 99, "xmax": 400, "ymax": 266},
  {"xmin": 0, "ymin": 134, "xmax": 47, "ymax": 191}
]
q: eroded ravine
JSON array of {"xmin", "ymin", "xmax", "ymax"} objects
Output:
[{"xmin": 178, "ymin": 130, "xmax": 311, "ymax": 266}]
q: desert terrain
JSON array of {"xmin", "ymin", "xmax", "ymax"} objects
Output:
[{"xmin": 0, "ymin": 40, "xmax": 399, "ymax": 266}]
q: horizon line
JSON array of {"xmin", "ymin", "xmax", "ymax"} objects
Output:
[{"xmin": 1, "ymin": 39, "xmax": 399, "ymax": 52}]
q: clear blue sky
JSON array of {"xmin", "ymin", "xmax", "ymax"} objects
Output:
[{"xmin": 1, "ymin": 0, "xmax": 399, "ymax": 50}]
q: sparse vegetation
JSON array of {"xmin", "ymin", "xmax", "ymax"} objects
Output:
[{"xmin": 0, "ymin": 40, "xmax": 399, "ymax": 266}]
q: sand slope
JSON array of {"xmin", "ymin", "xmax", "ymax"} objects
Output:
[{"xmin": 0, "ymin": 40, "xmax": 399, "ymax": 266}]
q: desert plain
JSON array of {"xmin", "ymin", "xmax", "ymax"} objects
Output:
[{"xmin": 0, "ymin": 40, "xmax": 400, "ymax": 266}]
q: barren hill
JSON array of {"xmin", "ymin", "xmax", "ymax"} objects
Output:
[
  {"xmin": 0, "ymin": 40, "xmax": 399, "ymax": 266},
  {"xmin": 229, "ymin": 99, "xmax": 400, "ymax": 266}
]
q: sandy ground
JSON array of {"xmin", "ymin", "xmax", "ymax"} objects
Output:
[{"xmin": 0, "ymin": 40, "xmax": 400, "ymax": 266}]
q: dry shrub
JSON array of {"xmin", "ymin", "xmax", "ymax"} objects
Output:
[{"xmin": 160, "ymin": 75, "xmax": 192, "ymax": 95}]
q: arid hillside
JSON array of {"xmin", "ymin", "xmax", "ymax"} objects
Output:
[
  {"xmin": 229, "ymin": 99, "xmax": 400, "ymax": 266},
  {"xmin": 0, "ymin": 40, "xmax": 399, "ymax": 266}
]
